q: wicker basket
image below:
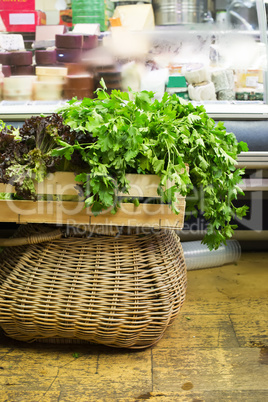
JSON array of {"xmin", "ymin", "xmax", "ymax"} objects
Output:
[{"xmin": 0, "ymin": 225, "xmax": 187, "ymax": 349}]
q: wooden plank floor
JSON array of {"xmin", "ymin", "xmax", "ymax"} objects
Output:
[{"xmin": 0, "ymin": 252, "xmax": 267, "ymax": 402}]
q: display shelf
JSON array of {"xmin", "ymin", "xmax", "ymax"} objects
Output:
[{"xmin": 1, "ymin": 101, "xmax": 268, "ymax": 121}]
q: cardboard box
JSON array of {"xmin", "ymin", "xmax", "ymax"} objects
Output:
[
  {"xmin": 72, "ymin": 23, "xmax": 100, "ymax": 35},
  {"xmin": 112, "ymin": 4, "xmax": 155, "ymax": 31},
  {"xmin": 35, "ymin": 24, "xmax": 66, "ymax": 42},
  {"xmin": 0, "ymin": 0, "xmax": 35, "ymax": 11},
  {"xmin": 0, "ymin": 10, "xmax": 46, "ymax": 32},
  {"xmin": 59, "ymin": 9, "xmax": 72, "ymax": 28}
]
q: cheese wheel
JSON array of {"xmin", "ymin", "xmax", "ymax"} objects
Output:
[
  {"xmin": 35, "ymin": 66, "xmax": 68, "ymax": 77},
  {"xmin": 33, "ymin": 81, "xmax": 63, "ymax": 100},
  {"xmin": 3, "ymin": 76, "xmax": 35, "ymax": 99},
  {"xmin": 64, "ymin": 62, "xmax": 88, "ymax": 75},
  {"xmin": 9, "ymin": 51, "xmax": 33, "ymax": 66},
  {"xmin": 217, "ymin": 89, "xmax": 235, "ymax": 101},
  {"xmin": 0, "ymin": 34, "xmax": 25, "ymax": 51},
  {"xmin": 11, "ymin": 65, "xmax": 35, "ymax": 75},
  {"xmin": 3, "ymin": 75, "xmax": 37, "ymax": 90},
  {"xmin": 55, "ymin": 34, "xmax": 83, "ymax": 49},
  {"xmin": 2, "ymin": 65, "xmax": 11, "ymax": 77},
  {"xmin": 182, "ymin": 63, "xmax": 211, "ymax": 85},
  {"xmin": 56, "ymin": 48, "xmax": 82, "ymax": 63},
  {"xmin": 35, "ymin": 50, "xmax": 56, "ymax": 65},
  {"xmin": 83, "ymin": 35, "xmax": 98, "ymax": 50},
  {"xmin": 188, "ymin": 82, "xmax": 216, "ymax": 101},
  {"xmin": 0, "ymin": 53, "xmax": 11, "ymax": 65},
  {"xmin": 211, "ymin": 69, "xmax": 234, "ymax": 92},
  {"xmin": 64, "ymin": 74, "xmax": 94, "ymax": 90}
]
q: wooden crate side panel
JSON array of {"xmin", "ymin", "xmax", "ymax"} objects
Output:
[
  {"xmin": 0, "ymin": 172, "xmax": 186, "ymax": 199},
  {"xmin": 0, "ymin": 200, "xmax": 185, "ymax": 229}
]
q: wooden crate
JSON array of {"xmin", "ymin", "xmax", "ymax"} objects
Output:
[{"xmin": 0, "ymin": 172, "xmax": 186, "ymax": 229}]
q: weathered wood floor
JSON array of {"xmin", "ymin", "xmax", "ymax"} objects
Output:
[{"xmin": 0, "ymin": 252, "xmax": 267, "ymax": 401}]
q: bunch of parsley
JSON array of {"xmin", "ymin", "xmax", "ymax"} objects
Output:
[{"xmin": 53, "ymin": 84, "xmax": 248, "ymax": 250}]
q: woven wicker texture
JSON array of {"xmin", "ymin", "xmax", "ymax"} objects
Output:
[{"xmin": 0, "ymin": 226, "xmax": 187, "ymax": 349}]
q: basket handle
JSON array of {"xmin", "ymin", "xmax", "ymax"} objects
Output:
[{"xmin": 0, "ymin": 229, "xmax": 62, "ymax": 247}]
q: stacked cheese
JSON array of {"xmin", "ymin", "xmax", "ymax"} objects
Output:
[
  {"xmin": 0, "ymin": 34, "xmax": 35, "ymax": 80},
  {"xmin": 182, "ymin": 63, "xmax": 216, "ymax": 102},
  {"xmin": 55, "ymin": 33, "xmax": 98, "ymax": 64},
  {"xmin": 34, "ymin": 50, "xmax": 57, "ymax": 100},
  {"xmin": 0, "ymin": 54, "xmax": 11, "ymax": 77},
  {"xmin": 0, "ymin": 51, "xmax": 34, "ymax": 77},
  {"xmin": 3, "ymin": 75, "xmax": 37, "ymax": 101},
  {"xmin": 10, "ymin": 51, "xmax": 34, "ymax": 75},
  {"xmin": 35, "ymin": 49, "xmax": 57, "ymax": 66},
  {"xmin": 63, "ymin": 73, "xmax": 95, "ymax": 100},
  {"xmin": 56, "ymin": 34, "xmax": 83, "ymax": 64},
  {"xmin": 52, "ymin": 33, "xmax": 99, "ymax": 100},
  {"xmin": 0, "ymin": 32, "xmax": 104, "ymax": 101},
  {"xmin": 0, "ymin": 34, "xmax": 36, "ymax": 100},
  {"xmin": 34, "ymin": 66, "xmax": 68, "ymax": 101}
]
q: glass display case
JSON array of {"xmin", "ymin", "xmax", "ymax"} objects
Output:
[{"xmin": 0, "ymin": 1, "xmax": 267, "ymax": 112}]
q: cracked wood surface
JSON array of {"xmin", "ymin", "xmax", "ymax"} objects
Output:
[{"xmin": 0, "ymin": 252, "xmax": 267, "ymax": 401}]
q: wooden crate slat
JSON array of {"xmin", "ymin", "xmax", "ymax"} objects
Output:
[
  {"xmin": 0, "ymin": 200, "xmax": 185, "ymax": 229},
  {"xmin": 121, "ymin": 174, "xmax": 160, "ymax": 197},
  {"xmin": 0, "ymin": 172, "xmax": 185, "ymax": 198}
]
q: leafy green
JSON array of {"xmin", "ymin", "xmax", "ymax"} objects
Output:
[
  {"xmin": 0, "ymin": 114, "xmax": 81, "ymax": 199},
  {"xmin": 53, "ymin": 87, "xmax": 248, "ymax": 250},
  {"xmin": 0, "ymin": 192, "xmax": 12, "ymax": 200}
]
